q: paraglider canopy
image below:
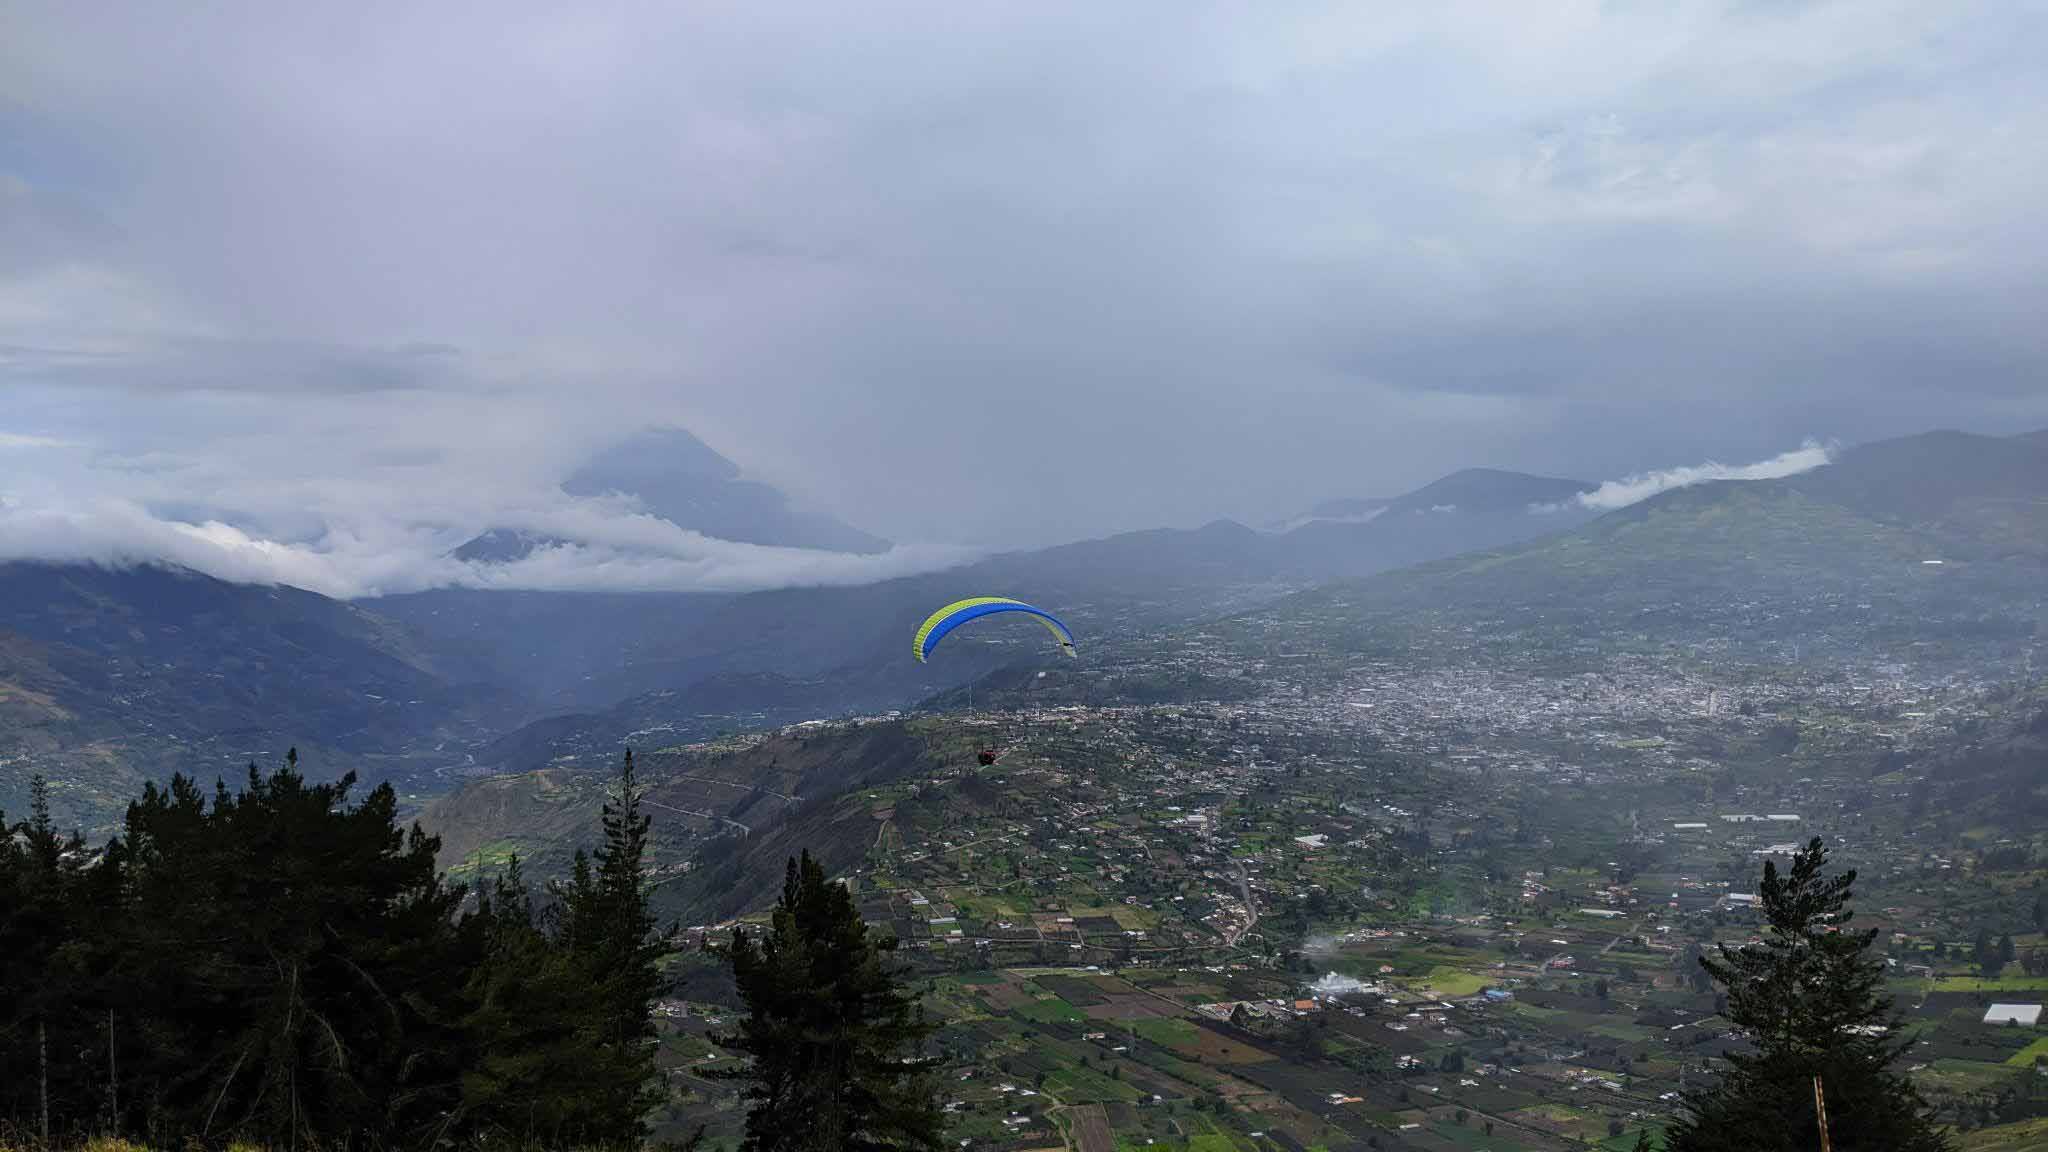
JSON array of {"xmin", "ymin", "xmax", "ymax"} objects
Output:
[{"xmin": 913, "ymin": 597, "xmax": 1076, "ymax": 663}]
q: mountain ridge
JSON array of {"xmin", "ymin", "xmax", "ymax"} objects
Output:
[{"xmin": 15, "ymin": 425, "xmax": 2039, "ymax": 829}]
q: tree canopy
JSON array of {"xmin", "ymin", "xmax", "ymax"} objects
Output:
[
  {"xmin": 1667, "ymin": 836, "xmax": 1950, "ymax": 1152},
  {"xmin": 715, "ymin": 851, "xmax": 944, "ymax": 1152},
  {"xmin": 0, "ymin": 749, "xmax": 666, "ymax": 1150}
]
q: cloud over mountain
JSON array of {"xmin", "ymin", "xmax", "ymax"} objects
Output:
[{"xmin": 1569, "ymin": 441, "xmax": 1835, "ymax": 511}]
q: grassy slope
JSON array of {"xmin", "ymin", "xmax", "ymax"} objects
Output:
[{"xmin": 421, "ymin": 718, "xmax": 951, "ymax": 922}]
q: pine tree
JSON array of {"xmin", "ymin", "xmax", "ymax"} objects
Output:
[
  {"xmin": 717, "ymin": 851, "xmax": 944, "ymax": 1152},
  {"xmin": 556, "ymin": 748, "xmax": 667, "ymax": 1145},
  {"xmin": 3, "ymin": 747, "xmax": 679, "ymax": 1148},
  {"xmin": 97, "ymin": 756, "xmax": 473, "ymax": 1147},
  {"xmin": 460, "ymin": 854, "xmax": 625, "ymax": 1146},
  {"xmin": 1975, "ymin": 927, "xmax": 2004, "ymax": 977},
  {"xmin": 0, "ymin": 775, "xmax": 94, "ymax": 1141},
  {"xmin": 1667, "ymin": 837, "xmax": 1950, "ymax": 1152}
]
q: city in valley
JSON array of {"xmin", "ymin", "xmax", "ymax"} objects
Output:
[{"xmin": 424, "ymin": 613, "xmax": 2047, "ymax": 1150}]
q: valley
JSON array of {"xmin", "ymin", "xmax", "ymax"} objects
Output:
[{"xmin": 6, "ymin": 426, "xmax": 2048, "ymax": 1149}]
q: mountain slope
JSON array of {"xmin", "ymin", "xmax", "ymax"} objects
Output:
[
  {"xmin": 1248, "ymin": 429, "xmax": 2048, "ymax": 666},
  {"xmin": 382, "ymin": 469, "xmax": 1611, "ymax": 754},
  {"xmin": 420, "ymin": 718, "xmax": 947, "ymax": 921},
  {"xmin": 0, "ymin": 563, "xmax": 509, "ymax": 826},
  {"xmin": 1783, "ymin": 429, "xmax": 2048, "ymax": 561}
]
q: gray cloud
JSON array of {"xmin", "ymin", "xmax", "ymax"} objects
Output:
[{"xmin": 3, "ymin": 1, "xmax": 2046, "ymax": 584}]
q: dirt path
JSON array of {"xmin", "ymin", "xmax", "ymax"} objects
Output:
[
  {"xmin": 663, "ymin": 772, "xmax": 800, "ymax": 802},
  {"xmin": 1223, "ymin": 861, "xmax": 1259, "ymax": 947},
  {"xmin": 640, "ymin": 797, "xmax": 751, "ymax": 835}
]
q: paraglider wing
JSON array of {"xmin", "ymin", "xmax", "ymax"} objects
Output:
[{"xmin": 913, "ymin": 597, "xmax": 1076, "ymax": 663}]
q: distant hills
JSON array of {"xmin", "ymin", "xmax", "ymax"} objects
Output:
[
  {"xmin": 1249, "ymin": 428, "xmax": 2048, "ymax": 667},
  {"xmin": 0, "ymin": 563, "xmax": 511, "ymax": 824},
  {"xmin": 376, "ymin": 469, "xmax": 1610, "ymax": 771},
  {"xmin": 1266, "ymin": 467, "xmax": 1600, "ymax": 578},
  {"xmin": 9, "ymin": 425, "xmax": 2045, "ymax": 828},
  {"xmin": 377, "ymin": 466, "xmax": 1609, "ymax": 736},
  {"xmin": 1276, "ymin": 467, "xmax": 1592, "ymax": 525}
]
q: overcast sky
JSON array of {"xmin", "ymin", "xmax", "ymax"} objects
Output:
[{"xmin": 4, "ymin": 2, "xmax": 2046, "ymax": 595}]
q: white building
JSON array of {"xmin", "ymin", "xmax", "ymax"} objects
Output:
[{"xmin": 1983, "ymin": 1004, "xmax": 2041, "ymax": 1026}]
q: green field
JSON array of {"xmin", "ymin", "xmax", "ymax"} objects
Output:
[
  {"xmin": 1929, "ymin": 974, "xmax": 2048, "ymax": 993},
  {"xmin": 1132, "ymin": 1017, "xmax": 1199, "ymax": 1047},
  {"xmin": 956, "ymin": 894, "xmax": 1032, "ymax": 919},
  {"xmin": 1959, "ymin": 1116, "xmax": 2048, "ymax": 1151},
  {"xmin": 2003, "ymin": 1035, "xmax": 2048, "ymax": 1067},
  {"xmin": 1016, "ymin": 996, "xmax": 1089, "ymax": 1025},
  {"xmin": 1410, "ymin": 966, "xmax": 1491, "ymax": 997},
  {"xmin": 1044, "ymin": 1063, "xmax": 1144, "ymax": 1103},
  {"xmin": 1915, "ymin": 1058, "xmax": 2021, "ymax": 1094}
]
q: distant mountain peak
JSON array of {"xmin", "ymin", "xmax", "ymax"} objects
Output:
[
  {"xmin": 455, "ymin": 425, "xmax": 891, "ymax": 563},
  {"xmin": 1382, "ymin": 468, "xmax": 1594, "ymax": 516},
  {"xmin": 1284, "ymin": 468, "xmax": 1593, "ymax": 529},
  {"xmin": 449, "ymin": 528, "xmax": 568, "ymax": 563}
]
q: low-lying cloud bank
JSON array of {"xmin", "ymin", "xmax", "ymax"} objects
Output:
[
  {"xmin": 0, "ymin": 433, "xmax": 976, "ymax": 599},
  {"xmin": 1537, "ymin": 440, "xmax": 1834, "ymax": 513},
  {"xmin": 0, "ymin": 424, "xmax": 1832, "ymax": 600},
  {"xmin": 0, "ymin": 492, "xmax": 976, "ymax": 599}
]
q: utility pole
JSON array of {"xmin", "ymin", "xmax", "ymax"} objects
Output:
[{"xmin": 1813, "ymin": 1075, "xmax": 1833, "ymax": 1152}]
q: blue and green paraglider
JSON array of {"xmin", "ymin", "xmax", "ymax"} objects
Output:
[{"xmin": 913, "ymin": 597, "xmax": 1076, "ymax": 663}]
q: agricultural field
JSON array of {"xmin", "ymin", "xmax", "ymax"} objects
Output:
[{"xmin": 640, "ymin": 686, "xmax": 2048, "ymax": 1150}]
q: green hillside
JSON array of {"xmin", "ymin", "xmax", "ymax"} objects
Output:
[{"xmin": 1248, "ymin": 430, "xmax": 2048, "ymax": 668}]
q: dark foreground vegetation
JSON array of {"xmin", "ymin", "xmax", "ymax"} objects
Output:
[{"xmin": 0, "ymin": 752, "xmax": 664, "ymax": 1150}]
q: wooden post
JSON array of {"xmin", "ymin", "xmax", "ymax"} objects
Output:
[
  {"xmin": 38, "ymin": 1017, "xmax": 50, "ymax": 1147},
  {"xmin": 1813, "ymin": 1075, "xmax": 1832, "ymax": 1152},
  {"xmin": 107, "ymin": 1008, "xmax": 119, "ymax": 1129}
]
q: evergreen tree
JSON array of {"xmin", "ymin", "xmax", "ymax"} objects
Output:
[
  {"xmin": 86, "ymin": 755, "xmax": 473, "ymax": 1147},
  {"xmin": 1998, "ymin": 933, "xmax": 2015, "ymax": 964},
  {"xmin": 459, "ymin": 854, "xmax": 631, "ymax": 1146},
  {"xmin": 1667, "ymin": 837, "xmax": 1950, "ymax": 1152},
  {"xmin": 717, "ymin": 851, "xmax": 943, "ymax": 1152},
  {"xmin": 1975, "ymin": 927, "xmax": 2004, "ymax": 977},
  {"xmin": 555, "ymin": 748, "xmax": 667, "ymax": 1145},
  {"xmin": 0, "ymin": 747, "xmax": 674, "ymax": 1149},
  {"xmin": 0, "ymin": 776, "xmax": 91, "ymax": 1143}
]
